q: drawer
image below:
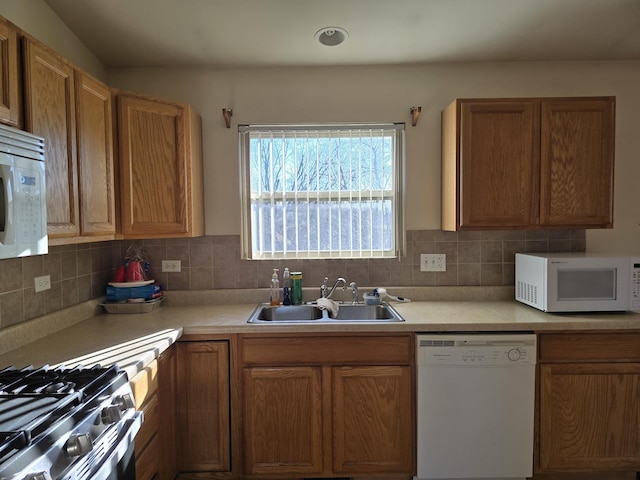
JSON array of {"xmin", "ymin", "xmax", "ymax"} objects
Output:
[
  {"xmin": 129, "ymin": 359, "xmax": 158, "ymax": 409},
  {"xmin": 134, "ymin": 393, "xmax": 159, "ymax": 453},
  {"xmin": 539, "ymin": 332, "xmax": 640, "ymax": 362},
  {"xmin": 241, "ymin": 334, "xmax": 413, "ymax": 365},
  {"xmin": 136, "ymin": 433, "xmax": 160, "ymax": 480}
]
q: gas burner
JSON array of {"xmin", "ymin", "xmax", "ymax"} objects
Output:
[{"xmin": 0, "ymin": 364, "xmax": 142, "ymax": 480}]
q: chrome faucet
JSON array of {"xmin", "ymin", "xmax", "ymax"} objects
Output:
[
  {"xmin": 349, "ymin": 282, "xmax": 358, "ymax": 303},
  {"xmin": 320, "ymin": 276, "xmax": 347, "ymax": 299}
]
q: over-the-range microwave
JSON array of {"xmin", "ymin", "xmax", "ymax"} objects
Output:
[{"xmin": 515, "ymin": 253, "xmax": 640, "ymax": 312}]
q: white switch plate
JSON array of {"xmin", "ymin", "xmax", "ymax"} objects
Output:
[
  {"xmin": 162, "ymin": 260, "xmax": 182, "ymax": 272},
  {"xmin": 420, "ymin": 254, "xmax": 446, "ymax": 272},
  {"xmin": 34, "ymin": 274, "xmax": 51, "ymax": 292}
]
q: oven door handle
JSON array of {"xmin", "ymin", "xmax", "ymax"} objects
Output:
[{"xmin": 83, "ymin": 411, "xmax": 143, "ymax": 480}]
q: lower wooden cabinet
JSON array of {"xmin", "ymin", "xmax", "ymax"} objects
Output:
[
  {"xmin": 243, "ymin": 366, "xmax": 324, "ymax": 475},
  {"xmin": 538, "ymin": 333, "xmax": 640, "ymax": 472},
  {"xmin": 129, "ymin": 346, "xmax": 177, "ymax": 480},
  {"xmin": 332, "ymin": 365, "xmax": 413, "ymax": 474},
  {"xmin": 176, "ymin": 340, "xmax": 231, "ymax": 472},
  {"xmin": 240, "ymin": 334, "xmax": 415, "ymax": 477}
]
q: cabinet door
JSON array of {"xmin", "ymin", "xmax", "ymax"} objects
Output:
[
  {"xmin": 0, "ymin": 18, "xmax": 19, "ymax": 127},
  {"xmin": 23, "ymin": 39, "xmax": 79, "ymax": 237},
  {"xmin": 243, "ymin": 366, "xmax": 324, "ymax": 475},
  {"xmin": 177, "ymin": 341, "xmax": 230, "ymax": 472},
  {"xmin": 458, "ymin": 100, "xmax": 540, "ymax": 228},
  {"xmin": 118, "ymin": 94, "xmax": 189, "ymax": 236},
  {"xmin": 332, "ymin": 365, "xmax": 413, "ymax": 474},
  {"xmin": 540, "ymin": 98, "xmax": 615, "ymax": 227},
  {"xmin": 540, "ymin": 363, "xmax": 640, "ymax": 471},
  {"xmin": 75, "ymin": 72, "xmax": 116, "ymax": 235}
]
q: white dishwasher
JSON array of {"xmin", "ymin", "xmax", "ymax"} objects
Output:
[{"xmin": 415, "ymin": 333, "xmax": 536, "ymax": 480}]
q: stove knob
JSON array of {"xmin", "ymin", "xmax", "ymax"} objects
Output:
[
  {"xmin": 24, "ymin": 473, "xmax": 52, "ymax": 480},
  {"xmin": 101, "ymin": 405, "xmax": 122, "ymax": 424},
  {"xmin": 113, "ymin": 393, "xmax": 135, "ymax": 410},
  {"xmin": 65, "ymin": 433, "xmax": 93, "ymax": 456}
]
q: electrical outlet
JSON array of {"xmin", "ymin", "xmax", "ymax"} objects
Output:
[
  {"xmin": 420, "ymin": 254, "xmax": 446, "ymax": 272},
  {"xmin": 162, "ymin": 260, "xmax": 182, "ymax": 272},
  {"xmin": 34, "ymin": 275, "xmax": 51, "ymax": 292}
]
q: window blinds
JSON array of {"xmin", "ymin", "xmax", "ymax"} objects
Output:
[{"xmin": 240, "ymin": 124, "xmax": 405, "ymax": 260}]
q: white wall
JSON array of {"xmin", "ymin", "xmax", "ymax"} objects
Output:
[
  {"xmin": 0, "ymin": 0, "xmax": 107, "ymax": 80},
  {"xmin": 3, "ymin": 0, "xmax": 638, "ymax": 254},
  {"xmin": 109, "ymin": 61, "xmax": 640, "ymax": 254}
]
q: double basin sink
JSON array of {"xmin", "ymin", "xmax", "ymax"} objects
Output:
[{"xmin": 247, "ymin": 302, "xmax": 405, "ymax": 323}]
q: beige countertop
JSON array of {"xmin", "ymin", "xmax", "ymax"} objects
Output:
[{"xmin": 2, "ymin": 292, "xmax": 640, "ymax": 380}]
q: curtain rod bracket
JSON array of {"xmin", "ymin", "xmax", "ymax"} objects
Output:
[
  {"xmin": 410, "ymin": 106, "xmax": 421, "ymax": 127},
  {"xmin": 222, "ymin": 108, "xmax": 233, "ymax": 128}
]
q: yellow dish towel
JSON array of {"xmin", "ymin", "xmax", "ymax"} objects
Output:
[{"xmin": 316, "ymin": 298, "xmax": 339, "ymax": 318}]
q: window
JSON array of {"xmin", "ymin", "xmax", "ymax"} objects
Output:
[{"xmin": 239, "ymin": 124, "xmax": 405, "ymax": 259}]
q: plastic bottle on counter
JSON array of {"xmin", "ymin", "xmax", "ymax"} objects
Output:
[
  {"xmin": 282, "ymin": 267, "xmax": 291, "ymax": 305},
  {"xmin": 270, "ymin": 268, "xmax": 280, "ymax": 306},
  {"xmin": 291, "ymin": 271, "xmax": 303, "ymax": 305}
]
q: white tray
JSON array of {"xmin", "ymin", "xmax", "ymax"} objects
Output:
[{"xmin": 100, "ymin": 297, "xmax": 163, "ymax": 314}]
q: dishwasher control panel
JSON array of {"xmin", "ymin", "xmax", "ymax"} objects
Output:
[{"xmin": 416, "ymin": 334, "xmax": 536, "ymax": 366}]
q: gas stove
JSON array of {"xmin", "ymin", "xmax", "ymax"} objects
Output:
[{"xmin": 0, "ymin": 365, "xmax": 142, "ymax": 480}]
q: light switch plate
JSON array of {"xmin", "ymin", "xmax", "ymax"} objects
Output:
[
  {"xmin": 35, "ymin": 275, "xmax": 51, "ymax": 292},
  {"xmin": 420, "ymin": 254, "xmax": 446, "ymax": 272},
  {"xmin": 162, "ymin": 260, "xmax": 182, "ymax": 272}
]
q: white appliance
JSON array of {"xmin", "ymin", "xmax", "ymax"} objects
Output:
[
  {"xmin": 515, "ymin": 252, "xmax": 640, "ymax": 312},
  {"xmin": 415, "ymin": 333, "xmax": 536, "ymax": 480},
  {"xmin": 0, "ymin": 123, "xmax": 47, "ymax": 260}
]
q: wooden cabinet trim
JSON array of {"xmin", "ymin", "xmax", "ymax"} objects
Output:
[
  {"xmin": 539, "ymin": 333, "xmax": 640, "ymax": 362},
  {"xmin": 240, "ymin": 334, "xmax": 413, "ymax": 366}
]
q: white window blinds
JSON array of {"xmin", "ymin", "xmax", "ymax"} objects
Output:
[{"xmin": 239, "ymin": 124, "xmax": 405, "ymax": 260}]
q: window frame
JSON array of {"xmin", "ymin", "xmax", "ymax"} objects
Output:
[{"xmin": 239, "ymin": 123, "xmax": 406, "ymax": 260}]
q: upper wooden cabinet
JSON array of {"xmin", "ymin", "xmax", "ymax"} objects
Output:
[
  {"xmin": 75, "ymin": 71, "xmax": 116, "ymax": 236},
  {"xmin": 0, "ymin": 17, "xmax": 20, "ymax": 127},
  {"xmin": 442, "ymin": 97, "xmax": 615, "ymax": 231},
  {"xmin": 23, "ymin": 37, "xmax": 117, "ymax": 242},
  {"xmin": 117, "ymin": 93, "xmax": 204, "ymax": 238},
  {"xmin": 23, "ymin": 38, "xmax": 79, "ymax": 238}
]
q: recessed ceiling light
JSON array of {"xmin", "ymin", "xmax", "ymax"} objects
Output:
[{"xmin": 314, "ymin": 27, "xmax": 349, "ymax": 47}]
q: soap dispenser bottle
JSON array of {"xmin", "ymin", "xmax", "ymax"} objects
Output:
[
  {"xmin": 282, "ymin": 267, "xmax": 291, "ymax": 305},
  {"xmin": 270, "ymin": 268, "xmax": 280, "ymax": 306}
]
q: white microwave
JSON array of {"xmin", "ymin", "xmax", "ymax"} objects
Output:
[
  {"xmin": 515, "ymin": 253, "xmax": 640, "ymax": 312},
  {"xmin": 0, "ymin": 124, "xmax": 47, "ymax": 260}
]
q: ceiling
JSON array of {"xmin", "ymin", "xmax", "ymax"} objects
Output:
[{"xmin": 44, "ymin": 0, "xmax": 640, "ymax": 69}]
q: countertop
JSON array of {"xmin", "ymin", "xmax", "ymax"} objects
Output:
[{"xmin": 2, "ymin": 295, "xmax": 640, "ymax": 380}]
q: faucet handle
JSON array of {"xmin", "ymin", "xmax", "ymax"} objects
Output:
[
  {"xmin": 349, "ymin": 282, "xmax": 358, "ymax": 303},
  {"xmin": 320, "ymin": 277, "xmax": 329, "ymax": 298}
]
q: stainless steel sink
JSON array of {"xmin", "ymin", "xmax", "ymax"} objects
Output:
[{"xmin": 246, "ymin": 302, "xmax": 405, "ymax": 323}]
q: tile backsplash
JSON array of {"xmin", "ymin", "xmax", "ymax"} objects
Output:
[{"xmin": 0, "ymin": 229, "xmax": 585, "ymax": 329}]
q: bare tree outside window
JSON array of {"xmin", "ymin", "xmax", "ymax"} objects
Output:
[{"xmin": 240, "ymin": 125, "xmax": 405, "ymax": 259}]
